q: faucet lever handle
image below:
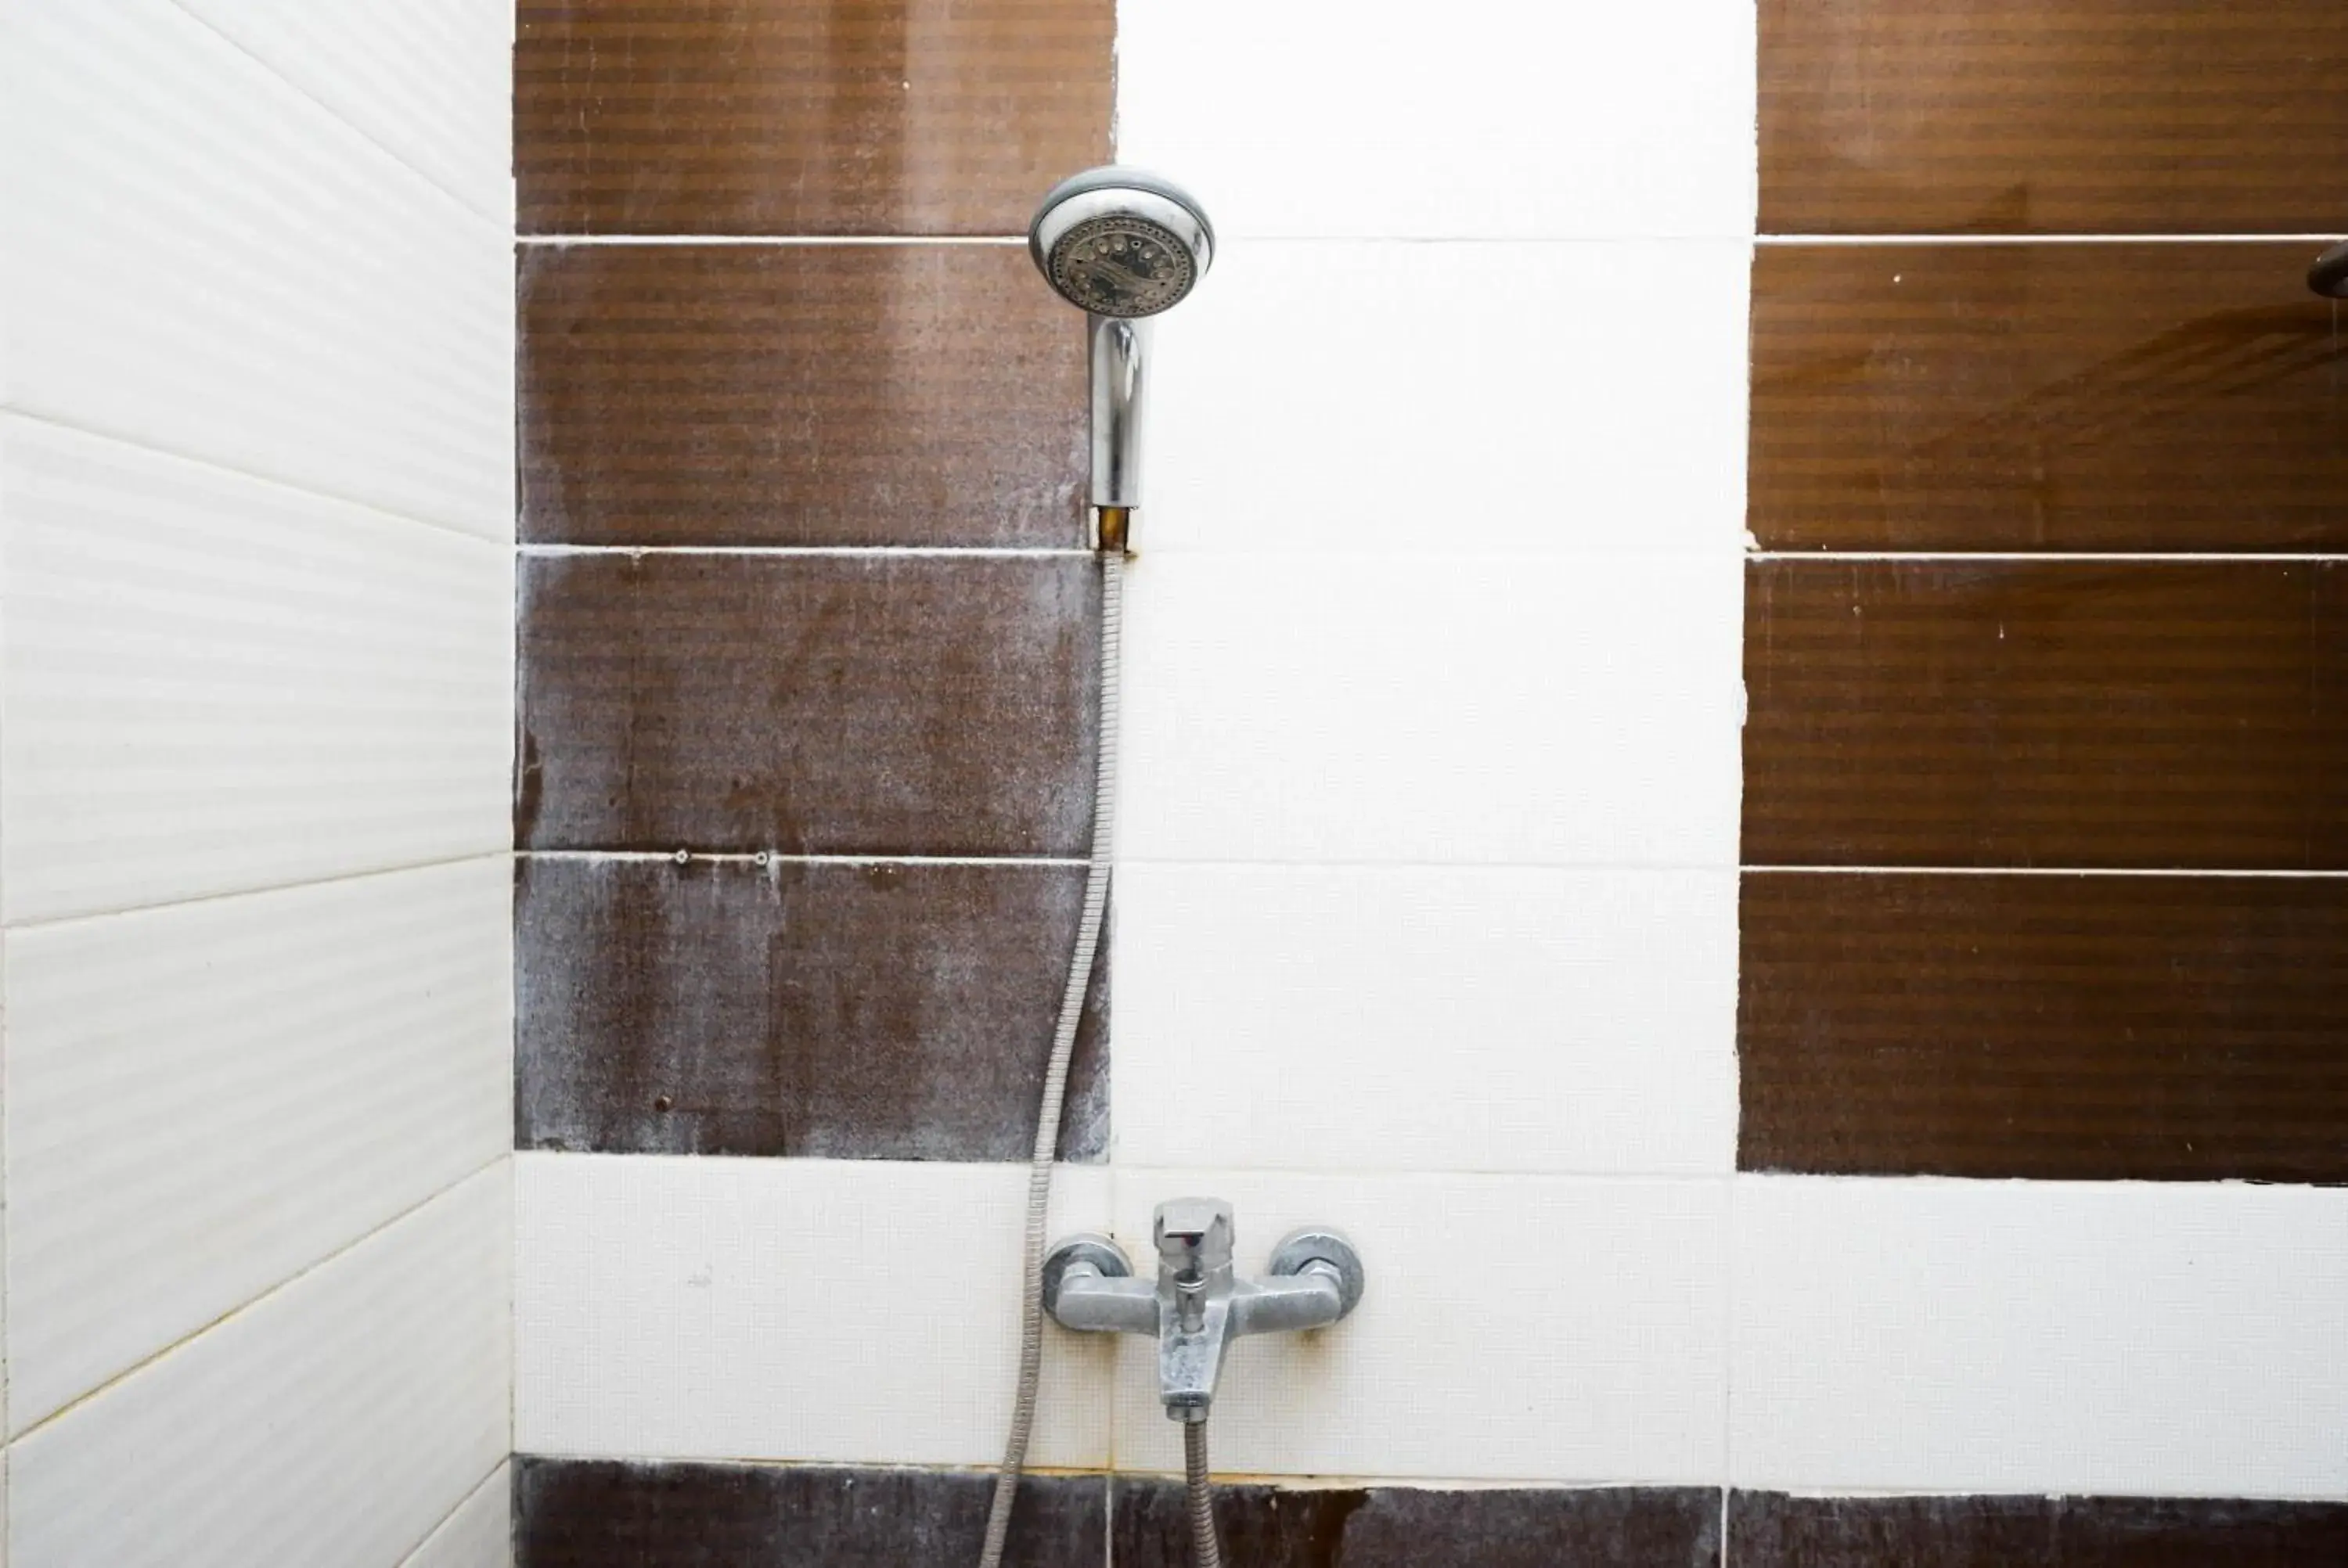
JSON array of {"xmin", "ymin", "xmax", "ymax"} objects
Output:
[{"xmin": 1152, "ymin": 1197, "xmax": 1234, "ymax": 1276}]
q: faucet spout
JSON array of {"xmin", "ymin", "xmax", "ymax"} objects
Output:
[{"xmin": 1153, "ymin": 1199, "xmax": 1237, "ymax": 1422}]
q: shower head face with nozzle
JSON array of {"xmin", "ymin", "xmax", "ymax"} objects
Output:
[{"xmin": 1029, "ymin": 167, "xmax": 1215, "ymax": 318}]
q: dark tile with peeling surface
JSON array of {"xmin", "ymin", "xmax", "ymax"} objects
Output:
[
  {"xmin": 1750, "ymin": 243, "xmax": 2348, "ymax": 552},
  {"xmin": 1743, "ymin": 560, "xmax": 2348, "ymax": 870},
  {"xmin": 513, "ymin": 1457, "xmax": 1106, "ymax": 1566},
  {"xmin": 515, "ymin": 0, "xmax": 1113, "ymax": 236},
  {"xmin": 1113, "ymin": 1480, "xmax": 1723, "ymax": 1567},
  {"xmin": 1730, "ymin": 1491, "xmax": 2348, "ymax": 1566},
  {"xmin": 517, "ymin": 552, "xmax": 1098, "ymax": 857},
  {"xmin": 515, "ymin": 855, "xmax": 1105, "ymax": 1160},
  {"xmin": 1759, "ymin": 0, "xmax": 2348, "ymax": 234},
  {"xmin": 1739, "ymin": 871, "xmax": 2348, "ymax": 1181},
  {"xmin": 519, "ymin": 244, "xmax": 1087, "ymax": 548}
]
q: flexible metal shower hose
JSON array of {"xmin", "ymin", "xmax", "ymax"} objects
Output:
[
  {"xmin": 978, "ymin": 549, "xmax": 1125, "ymax": 1568},
  {"xmin": 1183, "ymin": 1419, "xmax": 1226, "ymax": 1568}
]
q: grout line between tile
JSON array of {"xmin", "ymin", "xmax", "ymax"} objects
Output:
[
  {"xmin": 1756, "ymin": 233, "xmax": 2342, "ymax": 245},
  {"xmin": 519, "ymin": 232, "xmax": 2345, "ymax": 247},
  {"xmin": 510, "ymin": 1448, "xmax": 1728, "ymax": 1492},
  {"xmin": 1742, "ymin": 865, "xmax": 2348, "ymax": 879},
  {"xmin": 517, "ymin": 234, "xmax": 1025, "ymax": 246},
  {"xmin": 520, "ymin": 851, "xmax": 1087, "ymax": 868},
  {"xmin": 519, "ymin": 544, "xmax": 1090, "ymax": 559},
  {"xmin": 1, "ymin": 849, "xmax": 514, "ymax": 934},
  {"xmin": 1750, "ymin": 551, "xmax": 2348, "ymax": 563},
  {"xmin": 0, "ymin": 408, "xmax": 511, "ymax": 554},
  {"xmin": 164, "ymin": 0, "xmax": 511, "ymax": 232},
  {"xmin": 390, "ymin": 1454, "xmax": 510, "ymax": 1567},
  {"xmin": 1, "ymin": 1154, "xmax": 508, "ymax": 1448},
  {"xmin": 1113, "ymin": 858, "xmax": 2348, "ymax": 878}
]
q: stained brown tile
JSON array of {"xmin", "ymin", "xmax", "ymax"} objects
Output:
[
  {"xmin": 519, "ymin": 244, "xmax": 1086, "ymax": 548},
  {"xmin": 517, "ymin": 552, "xmax": 1097, "ymax": 856},
  {"xmin": 1758, "ymin": 0, "xmax": 2348, "ymax": 234},
  {"xmin": 1742, "ymin": 561, "xmax": 2348, "ymax": 870},
  {"xmin": 513, "ymin": 1458, "xmax": 1106, "ymax": 1566},
  {"xmin": 1730, "ymin": 1491, "xmax": 2348, "ymax": 1566},
  {"xmin": 514, "ymin": 0, "xmax": 1113, "ymax": 236},
  {"xmin": 515, "ymin": 855, "xmax": 1106, "ymax": 1159},
  {"xmin": 1751, "ymin": 243, "xmax": 2348, "ymax": 552},
  {"xmin": 1739, "ymin": 871, "xmax": 2348, "ymax": 1181},
  {"xmin": 1112, "ymin": 1480, "xmax": 1723, "ymax": 1568}
]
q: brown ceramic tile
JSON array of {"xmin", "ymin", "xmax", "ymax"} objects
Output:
[
  {"xmin": 1750, "ymin": 244, "xmax": 2348, "ymax": 552},
  {"xmin": 1758, "ymin": 0, "xmax": 2348, "ymax": 233},
  {"xmin": 1730, "ymin": 1491, "xmax": 2348, "ymax": 1566},
  {"xmin": 1739, "ymin": 871, "xmax": 2348, "ymax": 1181},
  {"xmin": 515, "ymin": 855, "xmax": 1106, "ymax": 1159},
  {"xmin": 1742, "ymin": 560, "xmax": 2348, "ymax": 870},
  {"xmin": 1112, "ymin": 1480, "xmax": 1723, "ymax": 1568},
  {"xmin": 514, "ymin": 0, "xmax": 1113, "ymax": 236},
  {"xmin": 519, "ymin": 244, "xmax": 1086, "ymax": 547},
  {"xmin": 513, "ymin": 1458, "xmax": 1106, "ymax": 1566},
  {"xmin": 517, "ymin": 552, "xmax": 1097, "ymax": 856}
]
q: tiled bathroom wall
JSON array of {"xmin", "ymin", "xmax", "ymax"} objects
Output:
[
  {"xmin": 511, "ymin": 0, "xmax": 2348, "ymax": 1563},
  {"xmin": 0, "ymin": 2, "xmax": 516, "ymax": 1561}
]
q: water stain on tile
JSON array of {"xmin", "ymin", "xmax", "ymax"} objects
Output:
[
  {"xmin": 1759, "ymin": 0, "xmax": 2348, "ymax": 234},
  {"xmin": 1111, "ymin": 1480, "xmax": 1723, "ymax": 1568},
  {"xmin": 514, "ymin": 0, "xmax": 1114, "ymax": 236},
  {"xmin": 515, "ymin": 855, "xmax": 1106, "ymax": 1160},
  {"xmin": 517, "ymin": 552, "xmax": 1099, "ymax": 857},
  {"xmin": 1749, "ymin": 243, "xmax": 2348, "ymax": 552},
  {"xmin": 513, "ymin": 1457, "xmax": 1106, "ymax": 1566},
  {"xmin": 519, "ymin": 244, "xmax": 1087, "ymax": 548},
  {"xmin": 1730, "ymin": 1491, "xmax": 2348, "ymax": 1566},
  {"xmin": 1739, "ymin": 870, "xmax": 2348, "ymax": 1181},
  {"xmin": 1743, "ymin": 559, "xmax": 2348, "ymax": 870}
]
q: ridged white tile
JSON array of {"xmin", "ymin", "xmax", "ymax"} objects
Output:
[
  {"xmin": 10, "ymin": 1163, "xmax": 512, "ymax": 1568},
  {"xmin": 1107, "ymin": 1169, "xmax": 1728, "ymax": 1481},
  {"xmin": 6, "ymin": 857, "xmax": 512, "ymax": 1430},
  {"xmin": 1116, "ymin": 0, "xmax": 1757, "ymax": 239},
  {"xmin": 175, "ymin": 0, "xmax": 513, "ymax": 225},
  {"xmin": 1148, "ymin": 240, "xmax": 1751, "ymax": 557},
  {"xmin": 516, "ymin": 1153, "xmax": 1115, "ymax": 1468},
  {"xmin": 1731, "ymin": 1177, "xmax": 2348, "ymax": 1498},
  {"xmin": 0, "ymin": 0, "xmax": 510, "ymax": 537},
  {"xmin": 401, "ymin": 1462, "xmax": 512, "ymax": 1568},
  {"xmin": 1118, "ymin": 553, "xmax": 1744, "ymax": 866},
  {"xmin": 1111, "ymin": 865, "xmax": 1736, "ymax": 1174},
  {"xmin": 1, "ymin": 419, "xmax": 511, "ymax": 922}
]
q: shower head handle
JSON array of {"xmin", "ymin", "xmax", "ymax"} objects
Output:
[{"xmin": 1029, "ymin": 167, "xmax": 1215, "ymax": 534}]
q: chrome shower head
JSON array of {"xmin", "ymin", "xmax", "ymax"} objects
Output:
[
  {"xmin": 1029, "ymin": 167, "xmax": 1215, "ymax": 318},
  {"xmin": 1029, "ymin": 167, "xmax": 1215, "ymax": 548}
]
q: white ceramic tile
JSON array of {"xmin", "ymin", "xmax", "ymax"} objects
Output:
[
  {"xmin": 0, "ymin": 419, "xmax": 512, "ymax": 922},
  {"xmin": 10, "ymin": 1162, "xmax": 512, "ymax": 1568},
  {"xmin": 1146, "ymin": 240, "xmax": 1751, "ymax": 557},
  {"xmin": 0, "ymin": 0, "xmax": 511, "ymax": 537},
  {"xmin": 1115, "ymin": 0, "xmax": 1758, "ymax": 239},
  {"xmin": 1731, "ymin": 1176, "xmax": 2348, "ymax": 1498},
  {"xmin": 1111, "ymin": 865, "xmax": 1736, "ymax": 1174},
  {"xmin": 401, "ymin": 1462, "xmax": 512, "ymax": 1568},
  {"xmin": 6, "ymin": 856, "xmax": 512, "ymax": 1431},
  {"xmin": 1107, "ymin": 1169, "xmax": 1728, "ymax": 1482},
  {"xmin": 516, "ymin": 1153, "xmax": 1117, "ymax": 1468},
  {"xmin": 175, "ymin": 0, "xmax": 514, "ymax": 225},
  {"xmin": 1118, "ymin": 552, "xmax": 1744, "ymax": 866}
]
